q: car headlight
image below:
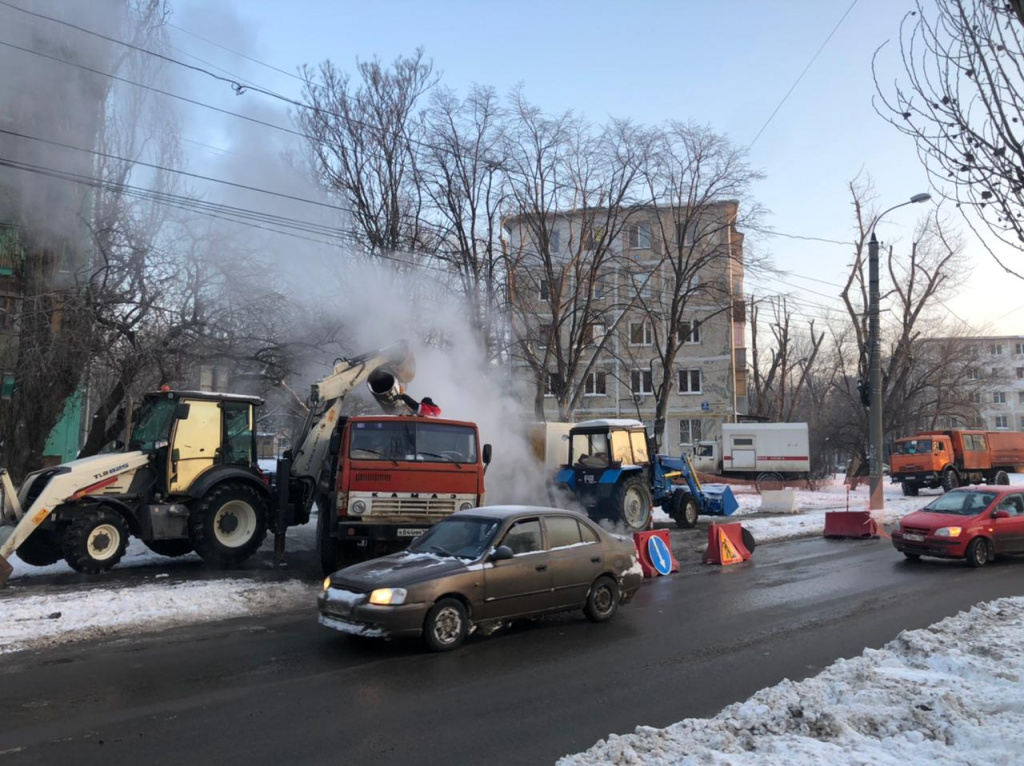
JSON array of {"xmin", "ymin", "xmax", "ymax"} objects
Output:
[
  {"xmin": 322, "ymin": 576, "xmax": 332, "ymax": 591},
  {"xmin": 935, "ymin": 526, "xmax": 962, "ymax": 538},
  {"xmin": 369, "ymin": 588, "xmax": 407, "ymax": 606},
  {"xmin": 351, "ymin": 500, "xmax": 367, "ymax": 515},
  {"xmin": 458, "ymin": 502, "xmax": 474, "ymax": 512}
]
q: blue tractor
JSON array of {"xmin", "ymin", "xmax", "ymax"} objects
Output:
[{"xmin": 554, "ymin": 419, "xmax": 739, "ymax": 532}]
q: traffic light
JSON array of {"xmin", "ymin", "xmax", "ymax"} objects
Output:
[{"xmin": 857, "ymin": 378, "xmax": 870, "ymax": 408}]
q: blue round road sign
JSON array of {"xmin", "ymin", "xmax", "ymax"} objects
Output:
[{"xmin": 647, "ymin": 535, "xmax": 673, "ymax": 576}]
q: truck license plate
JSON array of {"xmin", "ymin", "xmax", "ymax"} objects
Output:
[
  {"xmin": 397, "ymin": 528, "xmax": 422, "ymax": 537},
  {"xmin": 904, "ymin": 533, "xmax": 925, "ymax": 542}
]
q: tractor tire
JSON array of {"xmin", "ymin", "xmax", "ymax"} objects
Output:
[
  {"xmin": 316, "ymin": 507, "xmax": 340, "ymax": 575},
  {"xmin": 902, "ymin": 482, "xmax": 919, "ymax": 497},
  {"xmin": 668, "ymin": 492, "xmax": 699, "ymax": 530},
  {"xmin": 61, "ymin": 509, "xmax": 130, "ymax": 574},
  {"xmin": 993, "ymin": 470, "xmax": 1010, "ymax": 486},
  {"xmin": 188, "ymin": 482, "xmax": 269, "ymax": 566},
  {"xmin": 143, "ymin": 539, "xmax": 194, "ymax": 558},
  {"xmin": 941, "ymin": 467, "xmax": 959, "ymax": 492},
  {"xmin": 611, "ymin": 476, "xmax": 652, "ymax": 532},
  {"xmin": 14, "ymin": 528, "xmax": 63, "ymax": 566}
]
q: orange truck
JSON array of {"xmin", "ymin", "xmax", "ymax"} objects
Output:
[{"xmin": 890, "ymin": 430, "xmax": 1024, "ymax": 496}]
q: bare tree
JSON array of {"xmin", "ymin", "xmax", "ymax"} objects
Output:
[{"xmin": 875, "ymin": 0, "xmax": 1024, "ymax": 275}]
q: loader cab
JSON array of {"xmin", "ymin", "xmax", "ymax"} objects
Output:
[
  {"xmin": 130, "ymin": 390, "xmax": 263, "ymax": 494},
  {"xmin": 565, "ymin": 420, "xmax": 652, "ymax": 481}
]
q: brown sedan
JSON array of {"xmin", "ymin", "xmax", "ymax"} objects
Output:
[{"xmin": 318, "ymin": 506, "xmax": 643, "ymax": 651}]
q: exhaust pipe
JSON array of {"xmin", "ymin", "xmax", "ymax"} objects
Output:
[{"xmin": 367, "ymin": 370, "xmax": 409, "ymax": 413}]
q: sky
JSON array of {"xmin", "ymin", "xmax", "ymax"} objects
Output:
[{"xmin": 161, "ymin": 0, "xmax": 1021, "ymax": 337}]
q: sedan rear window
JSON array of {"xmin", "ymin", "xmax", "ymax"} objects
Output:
[{"xmin": 924, "ymin": 490, "xmax": 997, "ymax": 516}]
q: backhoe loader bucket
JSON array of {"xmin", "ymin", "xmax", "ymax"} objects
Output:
[{"xmin": 701, "ymin": 484, "xmax": 738, "ymax": 516}]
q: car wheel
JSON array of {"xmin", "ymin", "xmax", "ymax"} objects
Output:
[
  {"xmin": 903, "ymin": 552, "xmax": 921, "ymax": 562},
  {"xmin": 423, "ymin": 598, "xmax": 469, "ymax": 652},
  {"xmin": 584, "ymin": 576, "xmax": 619, "ymax": 623},
  {"xmin": 966, "ymin": 537, "xmax": 990, "ymax": 568},
  {"xmin": 942, "ymin": 467, "xmax": 959, "ymax": 492},
  {"xmin": 902, "ymin": 482, "xmax": 919, "ymax": 497},
  {"xmin": 994, "ymin": 470, "xmax": 1010, "ymax": 486}
]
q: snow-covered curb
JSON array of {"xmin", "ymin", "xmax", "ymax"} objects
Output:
[
  {"xmin": 0, "ymin": 578, "xmax": 316, "ymax": 655},
  {"xmin": 559, "ymin": 597, "xmax": 1024, "ymax": 765}
]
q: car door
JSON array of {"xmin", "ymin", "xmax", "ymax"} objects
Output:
[
  {"xmin": 543, "ymin": 515, "xmax": 602, "ymax": 609},
  {"xmin": 991, "ymin": 493, "xmax": 1024, "ymax": 554},
  {"xmin": 481, "ymin": 518, "xmax": 552, "ymax": 619}
]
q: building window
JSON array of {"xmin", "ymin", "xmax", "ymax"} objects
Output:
[
  {"xmin": 991, "ymin": 343, "xmax": 1004, "ymax": 355},
  {"xmin": 675, "ymin": 221, "xmax": 695, "ymax": 247},
  {"xmin": 679, "ymin": 418, "xmax": 702, "ymax": 445},
  {"xmin": 627, "ymin": 222, "xmax": 651, "ymax": 250},
  {"xmin": 971, "ymin": 392, "xmax": 983, "ymax": 404},
  {"xmin": 594, "ymin": 275, "xmax": 612, "ymax": 300},
  {"xmin": 584, "ymin": 323, "xmax": 606, "ymax": 346},
  {"xmin": 631, "ymin": 369, "xmax": 653, "ymax": 395},
  {"xmin": 677, "ymin": 320, "xmax": 701, "ymax": 344},
  {"xmin": 1018, "ymin": 392, "xmax": 1024, "ymax": 405},
  {"xmin": 544, "ymin": 372, "xmax": 562, "ymax": 397},
  {"xmin": 1017, "ymin": 367, "xmax": 1024, "ymax": 379},
  {"xmin": 967, "ymin": 367, "xmax": 979, "ymax": 381},
  {"xmin": 678, "ymin": 368, "xmax": 702, "ymax": 394},
  {"xmin": 584, "ymin": 371, "xmax": 607, "ymax": 396},
  {"xmin": 995, "ymin": 391, "xmax": 1007, "ymax": 404},
  {"xmin": 549, "ymin": 229, "xmax": 560, "ymax": 254},
  {"xmin": 629, "ymin": 321, "xmax": 652, "ymax": 346},
  {"xmin": 1017, "ymin": 342, "xmax": 1024, "ymax": 355},
  {"xmin": 537, "ymin": 323, "xmax": 552, "ymax": 349},
  {"xmin": 995, "ymin": 415, "xmax": 1009, "ymax": 429},
  {"xmin": 0, "ymin": 296, "xmax": 15, "ymax": 331},
  {"xmin": 539, "ymin": 278, "xmax": 550, "ymax": 302},
  {"xmin": 1020, "ymin": 415, "xmax": 1024, "ymax": 431},
  {"xmin": 0, "ymin": 373, "xmax": 13, "ymax": 400}
]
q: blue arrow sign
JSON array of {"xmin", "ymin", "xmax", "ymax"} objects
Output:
[{"xmin": 647, "ymin": 535, "xmax": 673, "ymax": 576}]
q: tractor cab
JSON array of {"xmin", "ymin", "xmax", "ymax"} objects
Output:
[{"xmin": 130, "ymin": 390, "xmax": 263, "ymax": 495}]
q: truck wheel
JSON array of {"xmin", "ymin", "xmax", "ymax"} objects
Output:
[
  {"xmin": 61, "ymin": 509, "xmax": 130, "ymax": 574},
  {"xmin": 755, "ymin": 472, "xmax": 785, "ymax": 493},
  {"xmin": 14, "ymin": 529, "xmax": 63, "ymax": 566},
  {"xmin": 942, "ymin": 467, "xmax": 959, "ymax": 492},
  {"xmin": 142, "ymin": 539, "xmax": 194, "ymax": 558},
  {"xmin": 188, "ymin": 482, "xmax": 268, "ymax": 565},
  {"xmin": 669, "ymin": 492, "xmax": 699, "ymax": 529},
  {"xmin": 316, "ymin": 507, "xmax": 340, "ymax": 575},
  {"xmin": 613, "ymin": 477, "xmax": 652, "ymax": 532},
  {"xmin": 584, "ymin": 576, "xmax": 619, "ymax": 623},
  {"xmin": 966, "ymin": 537, "xmax": 990, "ymax": 568},
  {"xmin": 902, "ymin": 482, "xmax": 919, "ymax": 497},
  {"xmin": 993, "ymin": 471, "xmax": 1010, "ymax": 486},
  {"xmin": 423, "ymin": 598, "xmax": 469, "ymax": 652}
]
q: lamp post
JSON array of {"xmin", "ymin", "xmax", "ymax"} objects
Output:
[{"xmin": 867, "ymin": 192, "xmax": 931, "ymax": 511}]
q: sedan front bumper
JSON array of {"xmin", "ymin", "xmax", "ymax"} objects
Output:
[{"xmin": 317, "ymin": 588, "xmax": 428, "ymax": 639}]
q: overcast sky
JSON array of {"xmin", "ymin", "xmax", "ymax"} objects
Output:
[{"xmin": 167, "ymin": 0, "xmax": 1022, "ymax": 337}]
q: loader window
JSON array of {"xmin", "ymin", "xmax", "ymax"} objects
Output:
[
  {"xmin": 222, "ymin": 402, "xmax": 254, "ymax": 466},
  {"xmin": 572, "ymin": 431, "xmax": 609, "ymax": 468},
  {"xmin": 129, "ymin": 397, "xmax": 177, "ymax": 452}
]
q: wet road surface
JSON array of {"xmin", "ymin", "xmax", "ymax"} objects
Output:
[{"xmin": 2, "ymin": 536, "xmax": 1023, "ymax": 765}]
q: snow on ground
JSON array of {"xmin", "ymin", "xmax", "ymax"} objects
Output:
[
  {"xmin": 0, "ymin": 577, "xmax": 315, "ymax": 655},
  {"xmin": 559, "ymin": 596, "xmax": 1024, "ymax": 766},
  {"xmin": 5, "ymin": 537, "xmax": 201, "ymax": 581}
]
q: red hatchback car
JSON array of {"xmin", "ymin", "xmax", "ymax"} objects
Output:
[{"xmin": 892, "ymin": 486, "xmax": 1024, "ymax": 567}]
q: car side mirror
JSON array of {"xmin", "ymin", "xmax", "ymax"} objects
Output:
[
  {"xmin": 173, "ymin": 402, "xmax": 191, "ymax": 420},
  {"xmin": 490, "ymin": 545, "xmax": 514, "ymax": 562},
  {"xmin": 482, "ymin": 443, "xmax": 492, "ymax": 465},
  {"xmin": 993, "ymin": 509, "xmax": 1011, "ymax": 519}
]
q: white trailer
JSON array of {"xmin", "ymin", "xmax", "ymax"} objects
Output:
[
  {"xmin": 691, "ymin": 422, "xmax": 810, "ymax": 481},
  {"xmin": 528, "ymin": 422, "xmax": 573, "ymax": 470}
]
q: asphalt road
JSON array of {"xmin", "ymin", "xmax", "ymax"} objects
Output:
[{"xmin": 2, "ymin": 537, "xmax": 1024, "ymax": 765}]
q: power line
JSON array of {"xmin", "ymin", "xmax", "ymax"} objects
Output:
[
  {"xmin": 168, "ymin": 22, "xmax": 305, "ymax": 84},
  {"xmin": 747, "ymin": 0, "xmax": 860, "ymax": 149}
]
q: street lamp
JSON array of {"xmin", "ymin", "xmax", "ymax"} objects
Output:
[{"xmin": 867, "ymin": 192, "xmax": 931, "ymax": 511}]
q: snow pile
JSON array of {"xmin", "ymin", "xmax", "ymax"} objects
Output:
[
  {"xmin": 559, "ymin": 597, "xmax": 1024, "ymax": 765},
  {"xmin": 0, "ymin": 578, "xmax": 315, "ymax": 655}
]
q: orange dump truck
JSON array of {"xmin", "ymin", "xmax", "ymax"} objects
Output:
[{"xmin": 890, "ymin": 430, "xmax": 1024, "ymax": 496}]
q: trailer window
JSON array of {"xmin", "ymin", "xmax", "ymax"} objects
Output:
[
  {"xmin": 733, "ymin": 438, "xmax": 753, "ymax": 446},
  {"xmin": 415, "ymin": 423, "xmax": 477, "ymax": 463},
  {"xmin": 350, "ymin": 421, "xmax": 415, "ymax": 461}
]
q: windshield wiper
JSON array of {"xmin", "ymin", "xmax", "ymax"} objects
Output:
[
  {"xmin": 357, "ymin": 448, "xmax": 399, "ymax": 467},
  {"xmin": 417, "ymin": 452, "xmax": 462, "ymax": 468}
]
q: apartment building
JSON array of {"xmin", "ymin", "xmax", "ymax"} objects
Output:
[
  {"xmin": 966, "ymin": 336, "xmax": 1024, "ymax": 431},
  {"xmin": 504, "ymin": 201, "xmax": 747, "ymax": 450}
]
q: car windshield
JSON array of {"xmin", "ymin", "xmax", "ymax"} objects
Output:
[
  {"xmin": 923, "ymin": 490, "xmax": 997, "ymax": 516},
  {"xmin": 408, "ymin": 516, "xmax": 501, "ymax": 560},
  {"xmin": 893, "ymin": 439, "xmax": 932, "ymax": 455},
  {"xmin": 129, "ymin": 396, "xmax": 177, "ymax": 451}
]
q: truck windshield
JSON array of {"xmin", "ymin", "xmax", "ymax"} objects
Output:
[
  {"xmin": 349, "ymin": 421, "xmax": 478, "ymax": 463},
  {"xmin": 129, "ymin": 397, "xmax": 177, "ymax": 452},
  {"xmin": 924, "ymin": 490, "xmax": 997, "ymax": 516},
  {"xmin": 407, "ymin": 516, "xmax": 501, "ymax": 559},
  {"xmin": 893, "ymin": 439, "xmax": 932, "ymax": 455}
]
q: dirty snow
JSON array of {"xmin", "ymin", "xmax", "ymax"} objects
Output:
[
  {"xmin": 0, "ymin": 578, "xmax": 315, "ymax": 655},
  {"xmin": 560, "ymin": 596, "xmax": 1024, "ymax": 765},
  {"xmin": 5, "ymin": 537, "xmax": 200, "ymax": 581}
]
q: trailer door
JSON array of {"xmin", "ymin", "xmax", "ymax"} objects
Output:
[{"xmin": 732, "ymin": 437, "xmax": 756, "ymax": 469}]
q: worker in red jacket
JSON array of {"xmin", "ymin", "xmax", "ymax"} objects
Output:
[{"xmin": 399, "ymin": 393, "xmax": 442, "ymax": 417}]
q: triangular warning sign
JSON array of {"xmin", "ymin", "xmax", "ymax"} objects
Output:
[{"xmin": 719, "ymin": 531, "xmax": 744, "ymax": 565}]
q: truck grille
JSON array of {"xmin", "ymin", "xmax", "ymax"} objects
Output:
[
  {"xmin": 354, "ymin": 473, "xmax": 392, "ymax": 483},
  {"xmin": 368, "ymin": 498, "xmax": 456, "ymax": 517}
]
